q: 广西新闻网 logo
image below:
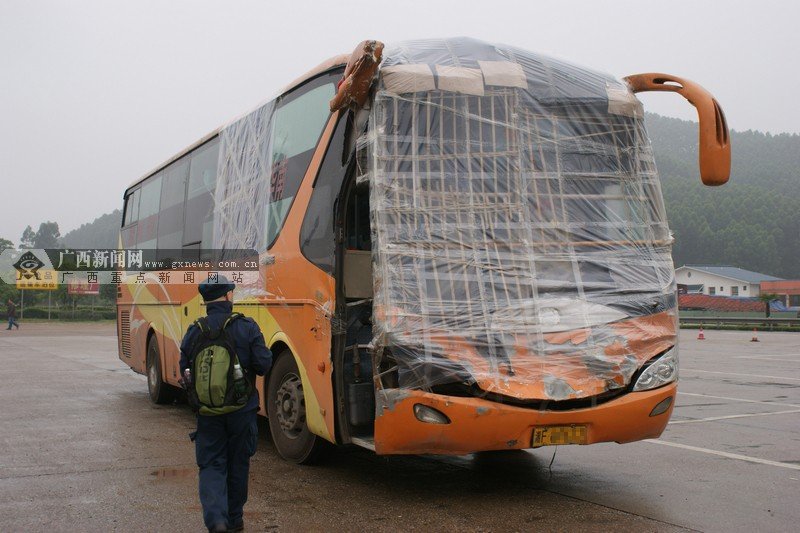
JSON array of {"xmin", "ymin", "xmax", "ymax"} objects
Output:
[{"xmin": 13, "ymin": 251, "xmax": 45, "ymax": 280}]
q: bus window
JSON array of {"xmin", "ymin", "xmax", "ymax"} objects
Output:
[
  {"xmin": 157, "ymin": 159, "xmax": 189, "ymax": 251},
  {"xmin": 123, "ymin": 188, "xmax": 140, "ymax": 226},
  {"xmin": 185, "ymin": 138, "xmax": 219, "ymax": 251},
  {"xmin": 137, "ymin": 174, "xmax": 162, "ymax": 249},
  {"xmin": 215, "ymin": 72, "xmax": 339, "ymax": 253},
  {"xmin": 121, "ymin": 188, "xmax": 140, "ymax": 248},
  {"xmin": 300, "ymin": 110, "xmax": 350, "ymax": 273},
  {"xmin": 263, "ymin": 81, "xmax": 336, "ymax": 249}
]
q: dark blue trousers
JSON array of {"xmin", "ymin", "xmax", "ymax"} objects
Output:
[{"xmin": 195, "ymin": 408, "xmax": 258, "ymax": 529}]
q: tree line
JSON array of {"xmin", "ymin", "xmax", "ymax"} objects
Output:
[
  {"xmin": 0, "ymin": 217, "xmax": 120, "ymax": 313},
  {"xmin": 647, "ymin": 113, "xmax": 799, "ymax": 279}
]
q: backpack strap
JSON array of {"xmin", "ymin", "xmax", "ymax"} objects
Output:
[
  {"xmin": 219, "ymin": 313, "xmax": 244, "ymax": 360},
  {"xmin": 196, "ymin": 316, "xmax": 224, "ymax": 339},
  {"xmin": 186, "ymin": 318, "xmax": 210, "ymax": 365},
  {"xmin": 194, "ymin": 312, "xmax": 243, "ymax": 334},
  {"xmin": 187, "ymin": 312, "xmax": 243, "ymax": 363},
  {"xmin": 222, "ymin": 312, "xmax": 244, "ymax": 331},
  {"xmin": 195, "ymin": 317, "xmax": 211, "ymax": 336},
  {"xmin": 221, "ymin": 312, "xmax": 250, "ymax": 378}
]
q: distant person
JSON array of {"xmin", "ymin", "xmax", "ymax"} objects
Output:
[
  {"xmin": 6, "ymin": 299, "xmax": 19, "ymax": 330},
  {"xmin": 179, "ymin": 275, "xmax": 272, "ymax": 533}
]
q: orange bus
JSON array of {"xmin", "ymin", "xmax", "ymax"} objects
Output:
[{"xmin": 117, "ymin": 38, "xmax": 730, "ymax": 463}]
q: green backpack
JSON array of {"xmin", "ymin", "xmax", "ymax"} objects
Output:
[{"xmin": 186, "ymin": 312, "xmax": 253, "ymax": 416}]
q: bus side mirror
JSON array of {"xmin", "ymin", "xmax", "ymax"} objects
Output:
[{"xmin": 624, "ymin": 73, "xmax": 731, "ymax": 186}]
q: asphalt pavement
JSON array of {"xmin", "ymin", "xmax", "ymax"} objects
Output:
[{"xmin": 0, "ymin": 323, "xmax": 797, "ymax": 532}]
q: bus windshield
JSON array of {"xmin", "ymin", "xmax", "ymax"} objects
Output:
[{"xmin": 367, "ymin": 39, "xmax": 676, "ymax": 403}]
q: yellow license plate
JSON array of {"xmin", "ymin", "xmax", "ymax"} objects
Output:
[{"xmin": 532, "ymin": 425, "xmax": 588, "ymax": 447}]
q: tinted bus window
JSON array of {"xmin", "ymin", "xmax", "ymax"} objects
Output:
[
  {"xmin": 137, "ymin": 175, "xmax": 162, "ymax": 248},
  {"xmin": 121, "ymin": 188, "xmax": 140, "ymax": 248},
  {"xmin": 158, "ymin": 159, "xmax": 189, "ymax": 250},
  {"xmin": 124, "ymin": 188, "xmax": 140, "ymax": 226},
  {"xmin": 185, "ymin": 138, "xmax": 219, "ymax": 250},
  {"xmin": 300, "ymin": 112, "xmax": 349, "ymax": 273},
  {"xmin": 263, "ymin": 80, "xmax": 336, "ymax": 248}
]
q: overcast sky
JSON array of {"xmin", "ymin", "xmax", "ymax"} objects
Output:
[{"xmin": 1, "ymin": 0, "xmax": 797, "ymax": 245}]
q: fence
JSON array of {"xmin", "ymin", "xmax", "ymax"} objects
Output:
[{"xmin": 679, "ymin": 316, "xmax": 800, "ymax": 330}]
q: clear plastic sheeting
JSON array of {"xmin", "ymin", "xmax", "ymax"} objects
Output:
[
  {"xmin": 215, "ymin": 100, "xmax": 278, "ymax": 256},
  {"xmin": 367, "ymin": 38, "xmax": 677, "ymax": 402},
  {"xmin": 213, "ymin": 71, "xmax": 338, "ymax": 300}
]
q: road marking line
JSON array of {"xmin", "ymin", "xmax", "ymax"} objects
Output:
[
  {"xmin": 681, "ymin": 368, "xmax": 800, "ymax": 382},
  {"xmin": 678, "ymin": 391, "xmax": 800, "ymax": 408},
  {"xmin": 670, "ymin": 409, "xmax": 800, "ymax": 424},
  {"xmin": 733, "ymin": 354, "xmax": 799, "ymax": 360},
  {"xmin": 644, "ymin": 440, "xmax": 800, "ymax": 471}
]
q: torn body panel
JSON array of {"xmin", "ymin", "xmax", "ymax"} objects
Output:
[{"xmin": 330, "ymin": 40, "xmax": 384, "ymax": 112}]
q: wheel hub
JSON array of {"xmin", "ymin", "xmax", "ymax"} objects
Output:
[
  {"xmin": 147, "ymin": 353, "xmax": 157, "ymax": 390},
  {"xmin": 275, "ymin": 374, "xmax": 305, "ymax": 438}
]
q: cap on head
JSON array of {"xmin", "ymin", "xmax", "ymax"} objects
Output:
[{"xmin": 198, "ymin": 274, "xmax": 235, "ymax": 301}]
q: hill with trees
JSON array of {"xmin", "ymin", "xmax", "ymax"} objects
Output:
[
  {"xmin": 646, "ymin": 113, "xmax": 800, "ymax": 279},
  {"xmin": 60, "ymin": 210, "xmax": 122, "ymax": 249},
  {"xmin": 18, "ymin": 222, "xmax": 61, "ymax": 249}
]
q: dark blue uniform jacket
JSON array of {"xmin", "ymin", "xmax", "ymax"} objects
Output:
[{"xmin": 180, "ymin": 301, "xmax": 273, "ymax": 412}]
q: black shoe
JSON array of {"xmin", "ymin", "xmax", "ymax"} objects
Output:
[
  {"xmin": 208, "ymin": 523, "xmax": 227, "ymax": 533},
  {"xmin": 228, "ymin": 520, "xmax": 244, "ymax": 532}
]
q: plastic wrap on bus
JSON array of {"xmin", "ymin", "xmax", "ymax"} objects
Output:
[
  {"xmin": 215, "ymin": 100, "xmax": 277, "ymax": 255},
  {"xmin": 211, "ymin": 100, "xmax": 278, "ymax": 299},
  {"xmin": 366, "ymin": 38, "xmax": 678, "ymax": 402}
]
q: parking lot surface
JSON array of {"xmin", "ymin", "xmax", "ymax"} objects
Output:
[{"xmin": 0, "ymin": 323, "xmax": 797, "ymax": 532}]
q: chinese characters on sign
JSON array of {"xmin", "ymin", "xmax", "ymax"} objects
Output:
[
  {"xmin": 16, "ymin": 269, "xmax": 58, "ymax": 290},
  {"xmin": 1, "ymin": 248, "xmax": 259, "ymax": 287},
  {"xmin": 57, "ymin": 249, "xmax": 144, "ymax": 270},
  {"xmin": 55, "ymin": 270, "xmax": 253, "ymax": 286},
  {"xmin": 67, "ymin": 279, "xmax": 100, "ymax": 295}
]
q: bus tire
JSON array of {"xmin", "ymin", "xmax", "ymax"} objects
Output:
[
  {"xmin": 266, "ymin": 350, "xmax": 330, "ymax": 464},
  {"xmin": 146, "ymin": 335, "xmax": 173, "ymax": 404}
]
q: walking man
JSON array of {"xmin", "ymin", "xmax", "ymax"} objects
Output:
[
  {"xmin": 6, "ymin": 298, "xmax": 19, "ymax": 330},
  {"xmin": 180, "ymin": 275, "xmax": 272, "ymax": 532}
]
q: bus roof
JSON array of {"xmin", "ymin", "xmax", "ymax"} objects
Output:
[{"xmin": 124, "ymin": 53, "xmax": 349, "ymax": 193}]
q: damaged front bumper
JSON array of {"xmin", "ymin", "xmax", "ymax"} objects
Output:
[{"xmin": 373, "ymin": 383, "xmax": 676, "ymax": 455}]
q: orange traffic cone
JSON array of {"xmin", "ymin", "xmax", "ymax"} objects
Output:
[
  {"xmin": 751, "ymin": 328, "xmax": 759, "ymax": 342},
  {"xmin": 697, "ymin": 327, "xmax": 706, "ymax": 340}
]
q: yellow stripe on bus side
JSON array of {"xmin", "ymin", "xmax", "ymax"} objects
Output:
[{"xmin": 125, "ymin": 282, "xmax": 333, "ymax": 443}]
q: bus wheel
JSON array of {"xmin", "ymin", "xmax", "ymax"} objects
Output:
[
  {"xmin": 146, "ymin": 335, "xmax": 173, "ymax": 404},
  {"xmin": 266, "ymin": 350, "xmax": 330, "ymax": 464}
]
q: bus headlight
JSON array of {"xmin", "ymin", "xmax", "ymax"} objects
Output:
[
  {"xmin": 633, "ymin": 347, "xmax": 678, "ymax": 392},
  {"xmin": 413, "ymin": 404, "xmax": 451, "ymax": 424}
]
